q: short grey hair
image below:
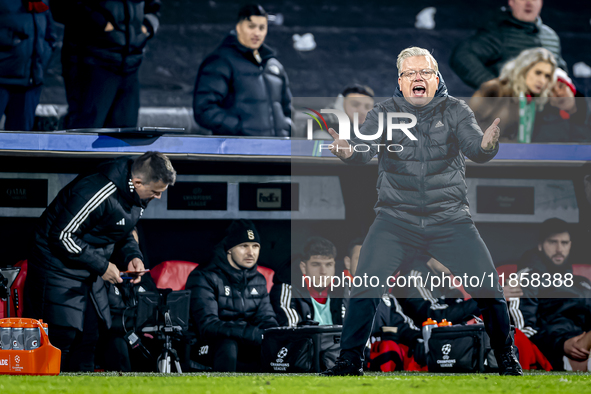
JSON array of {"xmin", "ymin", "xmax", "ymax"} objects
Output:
[{"xmin": 396, "ymin": 47, "xmax": 439, "ymax": 73}]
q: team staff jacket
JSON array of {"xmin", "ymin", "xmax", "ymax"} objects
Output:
[
  {"xmin": 509, "ymin": 248, "xmax": 591, "ymax": 366},
  {"xmin": 186, "ymin": 247, "xmax": 278, "ymax": 346},
  {"xmin": 193, "ymin": 31, "xmax": 292, "ymax": 137},
  {"xmin": 50, "ymin": 0, "xmax": 161, "ymax": 71},
  {"xmin": 25, "ymin": 157, "xmax": 145, "ymax": 331},
  {"xmin": 342, "ymin": 76, "xmax": 498, "ymax": 227},
  {"xmin": 393, "ymin": 263, "xmax": 481, "ymax": 327},
  {"xmin": 270, "ymin": 280, "xmax": 345, "ymax": 327}
]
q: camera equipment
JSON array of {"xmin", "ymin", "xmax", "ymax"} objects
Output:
[
  {"xmin": 136, "ymin": 289, "xmax": 191, "ymax": 373},
  {"xmin": 0, "ymin": 267, "xmax": 21, "ymax": 318}
]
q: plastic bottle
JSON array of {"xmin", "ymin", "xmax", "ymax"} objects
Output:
[
  {"xmin": 438, "ymin": 319, "xmax": 452, "ymax": 327},
  {"xmin": 422, "ymin": 318, "xmax": 438, "ymax": 353}
]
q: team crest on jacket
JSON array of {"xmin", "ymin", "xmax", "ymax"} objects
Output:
[
  {"xmin": 247, "ymin": 230, "xmax": 254, "ymax": 240},
  {"xmin": 224, "ymin": 286, "xmax": 231, "ymax": 296}
]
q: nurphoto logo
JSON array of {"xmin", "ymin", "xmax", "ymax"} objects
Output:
[{"xmin": 303, "ymin": 108, "xmax": 418, "ymax": 153}]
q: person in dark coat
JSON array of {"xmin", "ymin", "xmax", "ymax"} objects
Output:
[
  {"xmin": 533, "ymin": 69, "xmax": 591, "ymax": 143},
  {"xmin": 193, "ymin": 4, "xmax": 292, "ymax": 137},
  {"xmin": 0, "ymin": 0, "xmax": 56, "ymax": 131},
  {"xmin": 450, "ymin": 0, "xmax": 565, "ymax": 90},
  {"xmin": 186, "ymin": 220, "xmax": 278, "ymax": 372},
  {"xmin": 322, "ymin": 47, "xmax": 521, "ymax": 376},
  {"xmin": 511, "ymin": 218, "xmax": 591, "ymax": 371},
  {"xmin": 24, "ymin": 151, "xmax": 176, "ymax": 371},
  {"xmin": 50, "ymin": 0, "xmax": 161, "ymax": 128}
]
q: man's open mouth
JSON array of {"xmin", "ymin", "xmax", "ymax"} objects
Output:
[{"xmin": 412, "ymin": 86, "xmax": 426, "ymax": 96}]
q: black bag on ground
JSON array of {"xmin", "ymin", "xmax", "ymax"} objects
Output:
[
  {"xmin": 261, "ymin": 325, "xmax": 342, "ymax": 372},
  {"xmin": 427, "ymin": 323, "xmax": 515, "ymax": 373}
]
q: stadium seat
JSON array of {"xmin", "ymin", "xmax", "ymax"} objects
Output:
[
  {"xmin": 257, "ymin": 265, "xmax": 275, "ymax": 293},
  {"xmin": 150, "ymin": 260, "xmax": 199, "ymax": 291},
  {"xmin": 496, "ymin": 264, "xmax": 518, "ymax": 277},
  {"xmin": 150, "ymin": 260, "xmax": 275, "ymax": 293},
  {"xmin": 572, "ymin": 264, "xmax": 591, "ymax": 282}
]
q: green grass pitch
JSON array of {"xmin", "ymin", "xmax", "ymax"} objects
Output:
[{"xmin": 0, "ymin": 372, "xmax": 589, "ymax": 394}]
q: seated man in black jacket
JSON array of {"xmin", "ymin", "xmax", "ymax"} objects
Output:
[
  {"xmin": 186, "ymin": 220, "xmax": 277, "ymax": 372},
  {"xmin": 511, "ymin": 218, "xmax": 591, "ymax": 371},
  {"xmin": 271, "ymin": 237, "xmax": 345, "ymax": 327},
  {"xmin": 193, "ymin": 4, "xmax": 292, "ymax": 136}
]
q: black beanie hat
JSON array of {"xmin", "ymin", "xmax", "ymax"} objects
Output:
[{"xmin": 224, "ymin": 219, "xmax": 261, "ymax": 251}]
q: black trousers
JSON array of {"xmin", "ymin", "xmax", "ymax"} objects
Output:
[
  {"xmin": 0, "ymin": 84, "xmax": 42, "ymax": 131},
  {"xmin": 62, "ymin": 57, "xmax": 140, "ymax": 129},
  {"xmin": 50, "ymin": 301, "xmax": 101, "ymax": 372},
  {"xmin": 341, "ymin": 212, "xmax": 513, "ymax": 366},
  {"xmin": 196, "ymin": 338, "xmax": 262, "ymax": 372}
]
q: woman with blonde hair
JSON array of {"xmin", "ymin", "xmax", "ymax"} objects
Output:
[{"xmin": 471, "ymin": 47, "xmax": 557, "ymax": 142}]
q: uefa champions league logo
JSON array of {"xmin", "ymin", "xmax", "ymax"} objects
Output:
[
  {"xmin": 276, "ymin": 347, "xmax": 289, "ymax": 363},
  {"xmin": 442, "ymin": 344, "xmax": 452, "ymax": 360}
]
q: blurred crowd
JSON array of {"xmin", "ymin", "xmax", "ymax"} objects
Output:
[{"xmin": 0, "ymin": 1, "xmax": 589, "ymax": 142}]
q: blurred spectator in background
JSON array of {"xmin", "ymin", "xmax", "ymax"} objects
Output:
[
  {"xmin": 313, "ymin": 85, "xmax": 375, "ymax": 140},
  {"xmin": 511, "ymin": 218, "xmax": 591, "ymax": 371},
  {"xmin": 0, "ymin": 0, "xmax": 55, "ymax": 131},
  {"xmin": 187, "ymin": 220, "xmax": 277, "ymax": 372},
  {"xmin": 51, "ymin": 0, "xmax": 161, "ymax": 128},
  {"xmin": 450, "ymin": 0, "xmax": 565, "ymax": 90},
  {"xmin": 470, "ymin": 47, "xmax": 556, "ymax": 142},
  {"xmin": 193, "ymin": 4, "xmax": 292, "ymax": 137},
  {"xmin": 532, "ymin": 68, "xmax": 591, "ymax": 143}
]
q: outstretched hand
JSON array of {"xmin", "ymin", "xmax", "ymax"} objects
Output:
[
  {"xmin": 481, "ymin": 118, "xmax": 500, "ymax": 151},
  {"xmin": 327, "ymin": 128, "xmax": 353, "ymax": 159}
]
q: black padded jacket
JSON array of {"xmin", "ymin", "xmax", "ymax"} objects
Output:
[
  {"xmin": 193, "ymin": 32, "xmax": 292, "ymax": 137},
  {"xmin": 342, "ymin": 76, "xmax": 498, "ymax": 227},
  {"xmin": 186, "ymin": 247, "xmax": 278, "ymax": 346}
]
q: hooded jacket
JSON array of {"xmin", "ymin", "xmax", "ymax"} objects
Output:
[
  {"xmin": 450, "ymin": 10, "xmax": 566, "ymax": 89},
  {"xmin": 342, "ymin": 76, "xmax": 498, "ymax": 227},
  {"xmin": 193, "ymin": 32, "xmax": 292, "ymax": 137},
  {"xmin": 0, "ymin": 0, "xmax": 56, "ymax": 86},
  {"xmin": 509, "ymin": 248, "xmax": 591, "ymax": 369},
  {"xmin": 51, "ymin": 0, "xmax": 161, "ymax": 71},
  {"xmin": 24, "ymin": 157, "xmax": 145, "ymax": 331},
  {"xmin": 186, "ymin": 246, "xmax": 278, "ymax": 346}
]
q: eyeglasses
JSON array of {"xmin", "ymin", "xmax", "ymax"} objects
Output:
[{"xmin": 399, "ymin": 69, "xmax": 437, "ymax": 81}]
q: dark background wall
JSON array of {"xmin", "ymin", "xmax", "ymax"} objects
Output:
[{"xmin": 40, "ymin": 0, "xmax": 591, "ymax": 107}]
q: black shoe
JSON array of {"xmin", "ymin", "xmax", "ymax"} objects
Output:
[
  {"xmin": 320, "ymin": 359, "xmax": 364, "ymax": 376},
  {"xmin": 496, "ymin": 346, "xmax": 523, "ymax": 376}
]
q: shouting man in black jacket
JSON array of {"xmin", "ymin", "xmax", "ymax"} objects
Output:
[
  {"xmin": 24, "ymin": 151, "xmax": 176, "ymax": 372},
  {"xmin": 187, "ymin": 220, "xmax": 277, "ymax": 372},
  {"xmin": 322, "ymin": 47, "xmax": 521, "ymax": 376},
  {"xmin": 193, "ymin": 4, "xmax": 292, "ymax": 137}
]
